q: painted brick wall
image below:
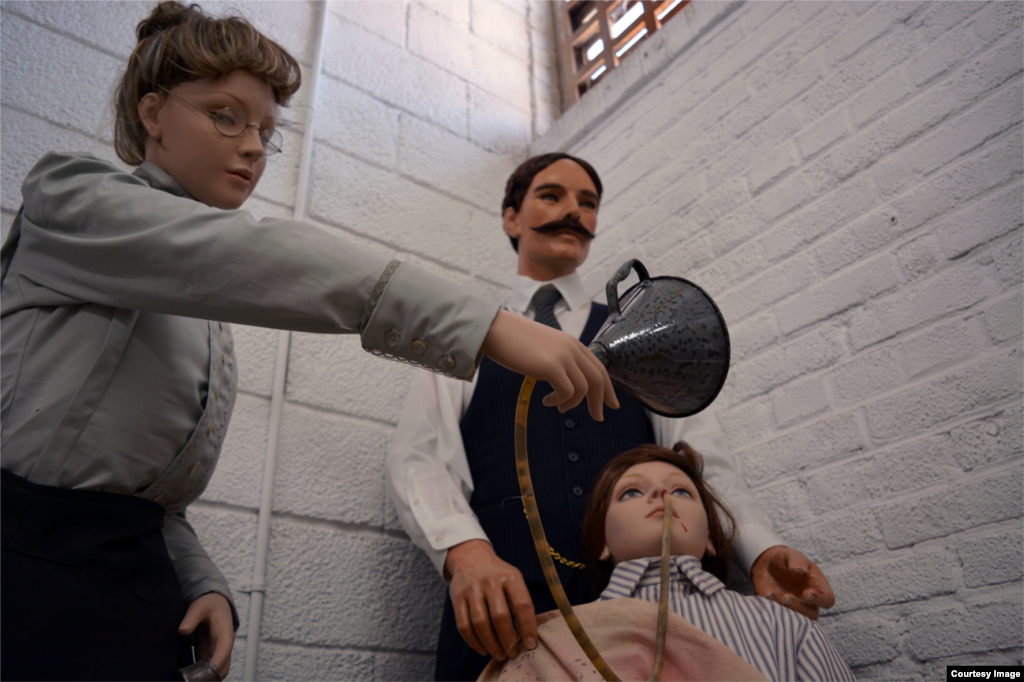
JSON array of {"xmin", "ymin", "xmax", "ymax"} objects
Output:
[
  {"xmin": 1, "ymin": 0, "xmax": 556, "ymax": 679},
  {"xmin": 535, "ymin": 1, "xmax": 1023, "ymax": 678},
  {"xmin": 4, "ymin": 0, "xmax": 1022, "ymax": 679}
]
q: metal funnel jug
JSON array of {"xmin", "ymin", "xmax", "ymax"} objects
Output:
[{"xmin": 588, "ymin": 259, "xmax": 730, "ymax": 417}]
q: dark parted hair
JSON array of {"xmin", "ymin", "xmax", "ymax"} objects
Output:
[
  {"xmin": 581, "ymin": 442, "xmax": 736, "ymax": 599},
  {"xmin": 501, "ymin": 153, "xmax": 604, "ymax": 252},
  {"xmin": 114, "ymin": 1, "xmax": 302, "ymax": 165}
]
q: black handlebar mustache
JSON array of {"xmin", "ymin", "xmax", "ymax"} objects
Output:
[{"xmin": 529, "ymin": 216, "xmax": 595, "ymax": 241}]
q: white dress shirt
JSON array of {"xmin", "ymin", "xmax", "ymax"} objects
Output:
[
  {"xmin": 386, "ymin": 272, "xmax": 783, "ymax": 578},
  {"xmin": 600, "ymin": 556, "xmax": 854, "ymax": 681}
]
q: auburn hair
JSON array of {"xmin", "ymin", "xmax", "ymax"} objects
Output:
[
  {"xmin": 114, "ymin": 1, "xmax": 301, "ymax": 165},
  {"xmin": 581, "ymin": 442, "xmax": 736, "ymax": 598}
]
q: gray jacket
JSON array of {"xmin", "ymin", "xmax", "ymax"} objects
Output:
[{"xmin": 1, "ymin": 152, "xmax": 499, "ymax": 622}]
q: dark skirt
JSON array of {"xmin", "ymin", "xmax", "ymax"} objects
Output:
[{"xmin": 1, "ymin": 469, "xmax": 193, "ymax": 681}]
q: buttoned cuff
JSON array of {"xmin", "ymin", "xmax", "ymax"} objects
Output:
[{"xmin": 359, "ymin": 261, "xmax": 500, "ymax": 380}]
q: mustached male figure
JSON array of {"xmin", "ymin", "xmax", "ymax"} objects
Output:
[{"xmin": 386, "ymin": 153, "xmax": 835, "ymax": 681}]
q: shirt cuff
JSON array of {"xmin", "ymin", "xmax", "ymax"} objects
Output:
[
  {"xmin": 733, "ymin": 521, "xmax": 786, "ymax": 575},
  {"xmin": 360, "ymin": 261, "xmax": 499, "ymax": 380},
  {"xmin": 419, "ymin": 514, "xmax": 489, "ymax": 579}
]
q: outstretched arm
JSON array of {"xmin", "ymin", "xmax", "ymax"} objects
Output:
[
  {"xmin": 14, "ymin": 153, "xmax": 621, "ymax": 414},
  {"xmin": 751, "ymin": 546, "xmax": 836, "ymax": 620}
]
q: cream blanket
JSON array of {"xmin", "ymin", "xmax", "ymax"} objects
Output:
[{"xmin": 478, "ymin": 599, "xmax": 767, "ymax": 682}]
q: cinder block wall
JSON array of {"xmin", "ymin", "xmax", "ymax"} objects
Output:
[
  {"xmin": 1, "ymin": 0, "xmax": 556, "ymax": 678},
  {"xmin": 535, "ymin": 1, "xmax": 1023, "ymax": 678},
  {"xmin": 4, "ymin": 0, "xmax": 1023, "ymax": 680}
]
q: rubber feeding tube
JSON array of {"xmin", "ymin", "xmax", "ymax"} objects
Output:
[{"xmin": 514, "ymin": 377, "xmax": 672, "ymax": 682}]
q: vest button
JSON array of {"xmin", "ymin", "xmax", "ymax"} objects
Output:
[
  {"xmin": 572, "ymin": 486, "xmax": 584, "ymax": 497},
  {"xmin": 564, "ymin": 419, "xmax": 575, "ymax": 429},
  {"xmin": 567, "ymin": 452, "xmax": 579, "ymax": 462}
]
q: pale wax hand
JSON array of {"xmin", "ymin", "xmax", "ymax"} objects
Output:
[
  {"xmin": 179, "ymin": 592, "xmax": 235, "ymax": 678},
  {"xmin": 445, "ymin": 539, "xmax": 538, "ymax": 662},
  {"xmin": 751, "ymin": 546, "xmax": 836, "ymax": 621},
  {"xmin": 480, "ymin": 309, "xmax": 619, "ymax": 421}
]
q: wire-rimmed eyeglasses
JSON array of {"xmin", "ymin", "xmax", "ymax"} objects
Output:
[{"xmin": 158, "ymin": 86, "xmax": 283, "ymax": 156}]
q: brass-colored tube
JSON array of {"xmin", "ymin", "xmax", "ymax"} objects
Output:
[
  {"xmin": 514, "ymin": 377, "xmax": 673, "ymax": 681},
  {"xmin": 647, "ymin": 493, "xmax": 673, "ymax": 681}
]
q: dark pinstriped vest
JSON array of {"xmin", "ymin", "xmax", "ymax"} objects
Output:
[{"xmin": 460, "ymin": 302, "xmax": 654, "ymax": 595}]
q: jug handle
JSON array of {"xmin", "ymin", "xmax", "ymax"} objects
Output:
[{"xmin": 605, "ymin": 259, "xmax": 650, "ymax": 321}]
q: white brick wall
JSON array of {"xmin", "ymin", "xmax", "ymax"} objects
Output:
[
  {"xmin": 1, "ymin": 1, "xmax": 555, "ymax": 679},
  {"xmin": 537, "ymin": 1, "xmax": 1023, "ymax": 678},
  {"xmin": 4, "ymin": 0, "xmax": 1021, "ymax": 679}
]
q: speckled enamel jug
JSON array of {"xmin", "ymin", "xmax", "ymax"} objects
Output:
[{"xmin": 588, "ymin": 259, "xmax": 730, "ymax": 417}]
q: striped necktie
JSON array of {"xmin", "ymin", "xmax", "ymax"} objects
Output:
[{"xmin": 530, "ymin": 284, "xmax": 562, "ymax": 330}]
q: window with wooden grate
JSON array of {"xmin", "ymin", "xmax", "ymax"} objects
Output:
[{"xmin": 553, "ymin": 0, "xmax": 690, "ymax": 109}]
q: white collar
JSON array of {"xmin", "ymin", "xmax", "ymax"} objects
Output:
[{"xmin": 507, "ymin": 272, "xmax": 590, "ymax": 315}]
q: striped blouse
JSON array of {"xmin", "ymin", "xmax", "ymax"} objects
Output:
[{"xmin": 599, "ymin": 555, "xmax": 855, "ymax": 681}]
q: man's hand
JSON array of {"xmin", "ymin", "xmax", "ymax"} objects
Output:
[
  {"xmin": 480, "ymin": 309, "xmax": 619, "ymax": 422},
  {"xmin": 445, "ymin": 539, "xmax": 538, "ymax": 662},
  {"xmin": 751, "ymin": 546, "xmax": 836, "ymax": 620},
  {"xmin": 179, "ymin": 592, "xmax": 235, "ymax": 678}
]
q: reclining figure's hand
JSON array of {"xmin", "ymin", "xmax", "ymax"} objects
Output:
[{"xmin": 445, "ymin": 539, "xmax": 538, "ymax": 662}]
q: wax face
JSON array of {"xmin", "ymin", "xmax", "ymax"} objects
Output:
[
  {"xmin": 504, "ymin": 158, "xmax": 599, "ymax": 279},
  {"xmin": 601, "ymin": 461, "xmax": 715, "ymax": 565},
  {"xmin": 142, "ymin": 70, "xmax": 276, "ymax": 210}
]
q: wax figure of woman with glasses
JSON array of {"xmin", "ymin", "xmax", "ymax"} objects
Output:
[
  {"xmin": 0, "ymin": 3, "xmax": 616, "ymax": 680},
  {"xmin": 480, "ymin": 443, "xmax": 853, "ymax": 681}
]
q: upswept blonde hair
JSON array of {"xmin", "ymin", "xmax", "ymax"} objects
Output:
[{"xmin": 114, "ymin": 1, "xmax": 301, "ymax": 165}]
